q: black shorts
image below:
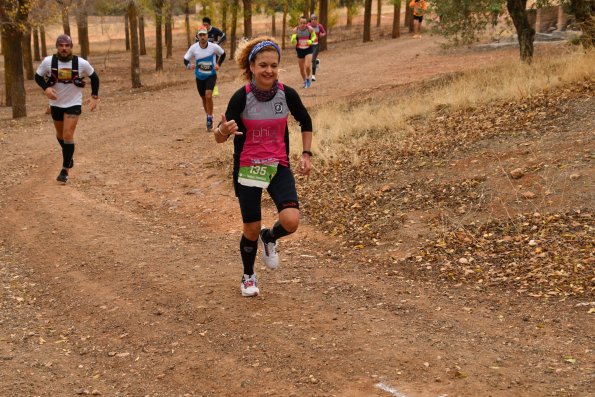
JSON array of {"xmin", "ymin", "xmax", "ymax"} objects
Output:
[
  {"xmin": 50, "ymin": 105, "xmax": 82, "ymax": 121},
  {"xmin": 295, "ymin": 47, "xmax": 313, "ymax": 59},
  {"xmin": 414, "ymin": 15, "xmax": 424, "ymax": 22},
  {"xmin": 195, "ymin": 75, "xmax": 217, "ymax": 97},
  {"xmin": 233, "ymin": 165, "xmax": 299, "ymax": 224}
]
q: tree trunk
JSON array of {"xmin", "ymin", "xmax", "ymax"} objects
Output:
[
  {"xmin": 377, "ymin": 0, "xmax": 382, "ymax": 27},
  {"xmin": 165, "ymin": 1, "xmax": 172, "ymax": 58},
  {"xmin": 392, "ymin": 0, "xmax": 401, "ymax": 38},
  {"xmin": 2, "ymin": 16, "xmax": 27, "ymax": 117},
  {"xmin": 243, "ymin": 0, "xmax": 252, "ymax": 38},
  {"xmin": 405, "ymin": 3, "xmax": 413, "ymax": 32},
  {"xmin": 310, "ymin": 0, "xmax": 316, "ymax": 16},
  {"xmin": 124, "ymin": 13, "xmax": 130, "ymax": 51},
  {"xmin": 364, "ymin": 0, "xmax": 372, "ymax": 42},
  {"xmin": 231, "ymin": 0, "xmax": 238, "ymax": 58},
  {"xmin": 282, "ymin": 2, "xmax": 287, "ymax": 49},
  {"xmin": 128, "ymin": 0, "xmax": 141, "ymax": 88},
  {"xmin": 221, "ymin": 0, "xmax": 228, "ymax": 32},
  {"xmin": 22, "ymin": 25, "xmax": 34, "ymax": 80},
  {"xmin": 62, "ymin": 8, "xmax": 71, "ymax": 35},
  {"xmin": 185, "ymin": 1, "xmax": 191, "ymax": 48},
  {"xmin": 154, "ymin": 0, "xmax": 164, "ymax": 70},
  {"xmin": 271, "ymin": 13, "xmax": 276, "ymax": 36},
  {"xmin": 346, "ymin": 0, "xmax": 353, "ymax": 27},
  {"xmin": 569, "ymin": 0, "xmax": 594, "ymax": 48},
  {"xmin": 319, "ymin": 0, "xmax": 328, "ymax": 51},
  {"xmin": 1, "ymin": 28, "xmax": 12, "ymax": 106},
  {"xmin": 139, "ymin": 14, "xmax": 147, "ymax": 55},
  {"xmin": 303, "ymin": 0, "xmax": 309, "ymax": 17},
  {"xmin": 40, "ymin": 25, "xmax": 47, "ymax": 57},
  {"xmin": 507, "ymin": 0, "xmax": 535, "ymax": 63},
  {"xmin": 77, "ymin": 4, "xmax": 90, "ymax": 59},
  {"xmin": 33, "ymin": 27, "xmax": 41, "ymax": 61}
]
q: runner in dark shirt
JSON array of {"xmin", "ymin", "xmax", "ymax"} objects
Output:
[{"xmin": 214, "ymin": 37, "xmax": 313, "ymax": 297}]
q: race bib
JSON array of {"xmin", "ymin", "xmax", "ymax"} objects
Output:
[
  {"xmin": 238, "ymin": 162, "xmax": 278, "ymax": 188},
  {"xmin": 58, "ymin": 69, "xmax": 73, "ymax": 80},
  {"xmin": 197, "ymin": 62, "xmax": 213, "ymax": 72}
]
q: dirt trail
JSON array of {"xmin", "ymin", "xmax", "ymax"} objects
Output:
[{"xmin": 1, "ymin": 35, "xmax": 592, "ymax": 397}]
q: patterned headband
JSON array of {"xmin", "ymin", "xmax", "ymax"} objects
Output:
[{"xmin": 248, "ymin": 40, "xmax": 281, "ymax": 62}]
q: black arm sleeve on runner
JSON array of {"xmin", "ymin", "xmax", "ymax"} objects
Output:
[
  {"xmin": 218, "ymin": 32, "xmax": 227, "ymax": 44},
  {"xmin": 89, "ymin": 72, "xmax": 100, "ymax": 97},
  {"xmin": 224, "ymin": 87, "xmax": 247, "ymax": 128},
  {"xmin": 35, "ymin": 73, "xmax": 48, "ymax": 91},
  {"xmin": 184, "ymin": 58, "xmax": 190, "ymax": 67},
  {"xmin": 284, "ymin": 86, "xmax": 313, "ymax": 132},
  {"xmin": 217, "ymin": 52, "xmax": 226, "ymax": 66}
]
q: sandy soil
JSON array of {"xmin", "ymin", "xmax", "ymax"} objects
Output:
[{"xmin": 0, "ymin": 29, "xmax": 593, "ymax": 397}]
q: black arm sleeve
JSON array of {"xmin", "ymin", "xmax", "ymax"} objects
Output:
[
  {"xmin": 89, "ymin": 72, "xmax": 100, "ymax": 97},
  {"xmin": 35, "ymin": 73, "xmax": 48, "ymax": 91},
  {"xmin": 284, "ymin": 86, "xmax": 313, "ymax": 132},
  {"xmin": 184, "ymin": 58, "xmax": 190, "ymax": 67},
  {"xmin": 217, "ymin": 52, "xmax": 226, "ymax": 66},
  {"xmin": 218, "ymin": 32, "xmax": 227, "ymax": 44},
  {"xmin": 224, "ymin": 87, "xmax": 247, "ymax": 129}
]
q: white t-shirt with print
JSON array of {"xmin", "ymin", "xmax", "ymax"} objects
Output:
[{"xmin": 35, "ymin": 55, "xmax": 95, "ymax": 108}]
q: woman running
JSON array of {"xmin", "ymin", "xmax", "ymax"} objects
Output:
[
  {"xmin": 307, "ymin": 14, "xmax": 326, "ymax": 82},
  {"xmin": 291, "ymin": 16, "xmax": 317, "ymax": 88},
  {"xmin": 214, "ymin": 37, "xmax": 313, "ymax": 297}
]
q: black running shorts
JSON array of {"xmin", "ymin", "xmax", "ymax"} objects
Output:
[
  {"xmin": 233, "ymin": 165, "xmax": 300, "ymax": 224},
  {"xmin": 195, "ymin": 75, "xmax": 217, "ymax": 97},
  {"xmin": 295, "ymin": 47, "xmax": 314, "ymax": 59},
  {"xmin": 414, "ymin": 15, "xmax": 424, "ymax": 22},
  {"xmin": 50, "ymin": 105, "xmax": 82, "ymax": 121}
]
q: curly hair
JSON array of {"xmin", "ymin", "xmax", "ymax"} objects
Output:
[{"xmin": 236, "ymin": 37, "xmax": 280, "ymax": 82}]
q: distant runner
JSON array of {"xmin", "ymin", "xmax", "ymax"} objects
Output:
[
  {"xmin": 184, "ymin": 25, "xmax": 226, "ymax": 131},
  {"xmin": 307, "ymin": 14, "xmax": 326, "ymax": 82},
  {"xmin": 214, "ymin": 37, "xmax": 313, "ymax": 297},
  {"xmin": 409, "ymin": 0, "xmax": 428, "ymax": 38},
  {"xmin": 291, "ymin": 16, "xmax": 316, "ymax": 88},
  {"xmin": 201, "ymin": 16, "xmax": 226, "ymax": 45}
]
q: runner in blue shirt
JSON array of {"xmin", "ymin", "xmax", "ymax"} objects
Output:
[{"xmin": 184, "ymin": 26, "xmax": 226, "ymax": 131}]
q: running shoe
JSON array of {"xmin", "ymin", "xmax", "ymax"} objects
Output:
[
  {"xmin": 206, "ymin": 115, "xmax": 213, "ymax": 131},
  {"xmin": 241, "ymin": 274, "xmax": 259, "ymax": 297},
  {"xmin": 303, "ymin": 80, "xmax": 308, "ymax": 88},
  {"xmin": 305, "ymin": 79, "xmax": 311, "ymax": 88},
  {"xmin": 311, "ymin": 75, "xmax": 316, "ymax": 82},
  {"xmin": 56, "ymin": 169, "xmax": 69, "ymax": 183},
  {"xmin": 259, "ymin": 228, "xmax": 279, "ymax": 269}
]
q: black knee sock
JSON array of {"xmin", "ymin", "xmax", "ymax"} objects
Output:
[
  {"xmin": 264, "ymin": 220, "xmax": 292, "ymax": 243},
  {"xmin": 57, "ymin": 137, "xmax": 64, "ymax": 148},
  {"xmin": 240, "ymin": 235, "xmax": 258, "ymax": 276},
  {"xmin": 312, "ymin": 61, "xmax": 317, "ymax": 75},
  {"xmin": 62, "ymin": 141, "xmax": 75, "ymax": 169}
]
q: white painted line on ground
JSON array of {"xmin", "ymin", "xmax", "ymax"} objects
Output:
[{"xmin": 375, "ymin": 382, "xmax": 408, "ymax": 397}]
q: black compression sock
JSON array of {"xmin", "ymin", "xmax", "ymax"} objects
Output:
[
  {"xmin": 240, "ymin": 235, "xmax": 258, "ymax": 276},
  {"xmin": 62, "ymin": 141, "xmax": 75, "ymax": 169},
  {"xmin": 265, "ymin": 220, "xmax": 292, "ymax": 243},
  {"xmin": 57, "ymin": 138, "xmax": 64, "ymax": 148}
]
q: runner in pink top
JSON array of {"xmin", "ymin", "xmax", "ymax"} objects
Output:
[
  {"xmin": 290, "ymin": 16, "xmax": 317, "ymax": 88},
  {"xmin": 307, "ymin": 14, "xmax": 326, "ymax": 82},
  {"xmin": 214, "ymin": 37, "xmax": 313, "ymax": 298}
]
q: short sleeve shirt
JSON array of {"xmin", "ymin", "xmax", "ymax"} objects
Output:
[
  {"xmin": 184, "ymin": 42, "xmax": 225, "ymax": 80},
  {"xmin": 35, "ymin": 55, "xmax": 95, "ymax": 108}
]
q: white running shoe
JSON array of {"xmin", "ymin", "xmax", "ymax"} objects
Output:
[
  {"xmin": 259, "ymin": 229, "xmax": 279, "ymax": 269},
  {"xmin": 311, "ymin": 75, "xmax": 316, "ymax": 81},
  {"xmin": 241, "ymin": 274, "xmax": 260, "ymax": 297}
]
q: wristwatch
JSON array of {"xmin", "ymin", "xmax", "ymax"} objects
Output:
[{"xmin": 91, "ymin": 95, "xmax": 99, "ymax": 99}]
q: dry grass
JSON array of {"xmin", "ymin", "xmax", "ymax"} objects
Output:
[{"xmin": 298, "ymin": 47, "xmax": 595, "ymax": 164}]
